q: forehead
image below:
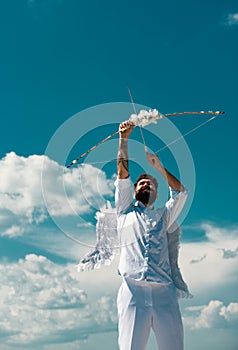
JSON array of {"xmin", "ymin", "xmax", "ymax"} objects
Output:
[{"xmin": 137, "ymin": 178, "xmax": 154, "ymax": 185}]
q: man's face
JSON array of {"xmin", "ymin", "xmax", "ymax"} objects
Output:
[{"xmin": 134, "ymin": 178, "xmax": 158, "ymax": 206}]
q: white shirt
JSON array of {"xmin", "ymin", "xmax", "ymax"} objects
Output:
[{"xmin": 115, "ymin": 177, "xmax": 188, "ymax": 283}]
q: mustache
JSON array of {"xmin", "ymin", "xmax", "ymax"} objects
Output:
[
  {"xmin": 140, "ymin": 186, "xmax": 155, "ymax": 192},
  {"xmin": 135, "ymin": 189, "xmax": 157, "ymax": 205}
]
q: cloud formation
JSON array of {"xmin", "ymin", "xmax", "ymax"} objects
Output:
[
  {"xmin": 179, "ymin": 223, "xmax": 238, "ymax": 295},
  {"xmin": 0, "ymin": 152, "xmax": 114, "ymax": 239},
  {"xmin": 0, "ymin": 254, "xmax": 117, "ymax": 347},
  {"xmin": 225, "ymin": 13, "xmax": 238, "ymax": 26},
  {"xmin": 1, "ymin": 153, "xmax": 237, "ymax": 348},
  {"xmin": 184, "ymin": 300, "xmax": 238, "ymax": 330}
]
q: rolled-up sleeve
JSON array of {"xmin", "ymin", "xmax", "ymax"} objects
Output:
[
  {"xmin": 164, "ymin": 187, "xmax": 188, "ymax": 229},
  {"xmin": 115, "ymin": 177, "xmax": 133, "ymax": 215}
]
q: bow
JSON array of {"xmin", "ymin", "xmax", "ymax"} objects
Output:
[{"xmin": 66, "ymin": 109, "xmax": 224, "ymax": 168}]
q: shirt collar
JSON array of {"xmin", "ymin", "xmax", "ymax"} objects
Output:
[{"xmin": 135, "ymin": 200, "xmax": 154, "ymax": 210}]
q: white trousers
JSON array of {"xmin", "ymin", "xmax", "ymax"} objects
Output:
[{"xmin": 117, "ymin": 279, "xmax": 183, "ymax": 350}]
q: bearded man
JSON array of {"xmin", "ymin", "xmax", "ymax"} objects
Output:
[{"xmin": 115, "ymin": 120, "xmax": 188, "ymax": 350}]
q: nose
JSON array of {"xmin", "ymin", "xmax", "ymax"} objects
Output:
[{"xmin": 142, "ymin": 183, "xmax": 153, "ymax": 190}]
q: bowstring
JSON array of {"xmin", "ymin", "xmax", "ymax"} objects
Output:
[
  {"xmin": 77, "ymin": 158, "xmax": 136, "ymax": 166},
  {"xmin": 154, "ymin": 114, "xmax": 218, "ymax": 155},
  {"xmin": 127, "ymin": 87, "xmax": 148, "ymax": 153},
  {"xmin": 66, "ymin": 108, "xmax": 224, "ymax": 168}
]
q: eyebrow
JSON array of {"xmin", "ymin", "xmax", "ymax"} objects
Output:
[{"xmin": 138, "ymin": 180, "xmax": 152, "ymax": 184}]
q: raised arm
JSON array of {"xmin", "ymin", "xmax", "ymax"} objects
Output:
[
  {"xmin": 117, "ymin": 121, "xmax": 134, "ymax": 179},
  {"xmin": 146, "ymin": 153, "xmax": 185, "ymax": 192}
]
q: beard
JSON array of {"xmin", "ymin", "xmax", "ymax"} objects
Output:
[{"xmin": 135, "ymin": 188, "xmax": 157, "ymax": 206}]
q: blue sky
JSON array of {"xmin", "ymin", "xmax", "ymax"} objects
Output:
[{"xmin": 0, "ymin": 1, "xmax": 238, "ymax": 349}]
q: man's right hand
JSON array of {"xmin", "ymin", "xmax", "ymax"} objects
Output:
[{"xmin": 119, "ymin": 120, "xmax": 134, "ymax": 139}]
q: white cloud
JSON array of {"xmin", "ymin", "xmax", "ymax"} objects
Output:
[
  {"xmin": 220, "ymin": 302, "xmax": 238, "ymax": 322},
  {"xmin": 225, "ymin": 13, "xmax": 238, "ymax": 26},
  {"xmin": 0, "ymin": 152, "xmax": 114, "ymax": 238},
  {"xmin": 1, "ymin": 152, "xmax": 238, "ymax": 347},
  {"xmin": 179, "ymin": 223, "xmax": 238, "ymax": 294},
  {"xmin": 0, "ymin": 254, "xmax": 117, "ymax": 347},
  {"xmin": 1, "ymin": 250, "xmax": 237, "ymax": 348},
  {"xmin": 184, "ymin": 300, "xmax": 238, "ymax": 330}
]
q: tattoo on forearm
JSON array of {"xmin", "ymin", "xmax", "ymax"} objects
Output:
[
  {"xmin": 118, "ymin": 153, "xmax": 128, "ymax": 171},
  {"xmin": 117, "ymin": 139, "xmax": 129, "ymax": 173}
]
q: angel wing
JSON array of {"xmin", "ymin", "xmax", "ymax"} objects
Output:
[{"xmin": 78, "ymin": 204, "xmax": 192, "ymax": 298}]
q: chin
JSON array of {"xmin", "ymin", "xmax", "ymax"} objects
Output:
[{"xmin": 135, "ymin": 190, "xmax": 156, "ymax": 206}]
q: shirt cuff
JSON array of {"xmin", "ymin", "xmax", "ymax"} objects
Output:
[
  {"xmin": 114, "ymin": 176, "xmax": 132, "ymax": 189},
  {"xmin": 169, "ymin": 186, "xmax": 189, "ymax": 199}
]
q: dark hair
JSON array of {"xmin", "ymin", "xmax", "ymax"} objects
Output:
[{"xmin": 134, "ymin": 173, "xmax": 158, "ymax": 189}]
